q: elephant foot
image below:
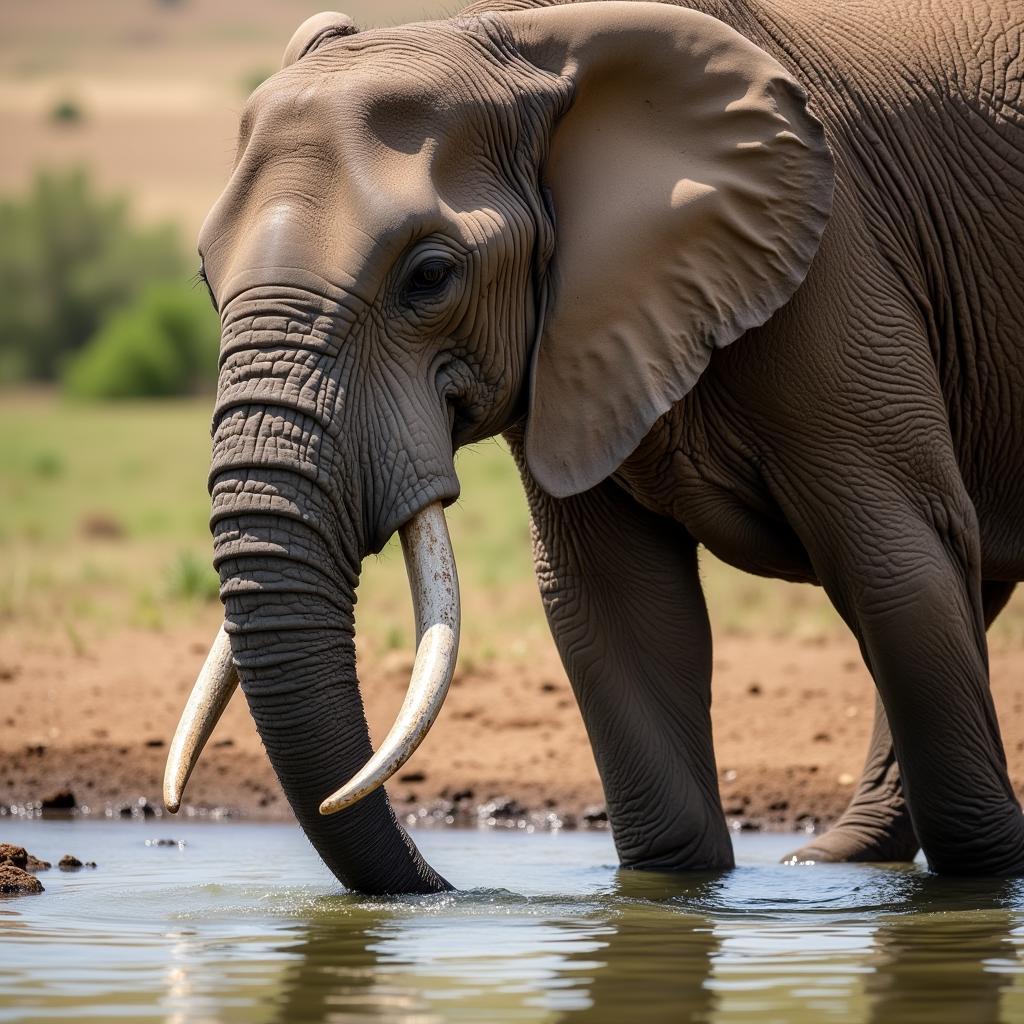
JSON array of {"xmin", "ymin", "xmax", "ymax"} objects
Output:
[{"xmin": 782, "ymin": 813, "xmax": 919, "ymax": 865}]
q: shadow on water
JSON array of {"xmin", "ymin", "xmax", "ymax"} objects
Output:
[{"xmin": 263, "ymin": 865, "xmax": 1024, "ymax": 1023}]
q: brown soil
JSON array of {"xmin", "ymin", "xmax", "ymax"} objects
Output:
[{"xmin": 3, "ymin": 619, "xmax": 1024, "ymax": 835}]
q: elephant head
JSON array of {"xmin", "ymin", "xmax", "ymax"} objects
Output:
[{"xmin": 164, "ymin": 2, "xmax": 832, "ymax": 894}]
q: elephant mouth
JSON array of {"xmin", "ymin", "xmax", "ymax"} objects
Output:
[{"xmin": 162, "ymin": 500, "xmax": 461, "ymax": 821}]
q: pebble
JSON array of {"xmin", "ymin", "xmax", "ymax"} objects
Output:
[{"xmin": 58, "ymin": 854, "xmax": 97, "ymax": 870}]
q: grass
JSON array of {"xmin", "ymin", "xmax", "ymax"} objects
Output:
[
  {"xmin": 0, "ymin": 390, "xmax": 542, "ymax": 655},
  {"xmin": 4, "ymin": 391, "xmax": 1022, "ymax": 659}
]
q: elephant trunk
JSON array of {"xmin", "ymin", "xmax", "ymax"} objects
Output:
[{"xmin": 199, "ymin": 463, "xmax": 450, "ymax": 894}]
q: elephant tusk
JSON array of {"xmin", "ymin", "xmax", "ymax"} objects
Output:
[
  {"xmin": 319, "ymin": 501, "xmax": 460, "ymax": 816},
  {"xmin": 163, "ymin": 623, "xmax": 239, "ymax": 813}
]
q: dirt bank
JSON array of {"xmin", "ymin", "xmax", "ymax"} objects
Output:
[{"xmin": 3, "ymin": 621, "xmax": 1024, "ymax": 834}]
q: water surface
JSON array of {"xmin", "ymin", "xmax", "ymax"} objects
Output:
[{"xmin": 2, "ymin": 821, "xmax": 1024, "ymax": 1022}]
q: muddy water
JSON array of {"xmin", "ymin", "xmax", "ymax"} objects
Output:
[{"xmin": 2, "ymin": 822, "xmax": 1024, "ymax": 1022}]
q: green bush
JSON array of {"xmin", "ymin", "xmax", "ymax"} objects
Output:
[
  {"xmin": 0, "ymin": 169, "xmax": 188, "ymax": 383},
  {"xmin": 50, "ymin": 98, "xmax": 84, "ymax": 125},
  {"xmin": 63, "ymin": 282, "xmax": 218, "ymax": 399},
  {"xmin": 165, "ymin": 550, "xmax": 221, "ymax": 603}
]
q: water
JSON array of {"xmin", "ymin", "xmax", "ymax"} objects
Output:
[{"xmin": 2, "ymin": 822, "xmax": 1024, "ymax": 1023}]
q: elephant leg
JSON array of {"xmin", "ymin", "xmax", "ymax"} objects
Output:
[
  {"xmin": 785, "ymin": 582, "xmax": 1017, "ymax": 864},
  {"xmin": 785, "ymin": 691, "xmax": 917, "ymax": 864},
  {"xmin": 507, "ymin": 434, "xmax": 734, "ymax": 871},
  {"xmin": 793, "ymin": 471, "xmax": 1024, "ymax": 874}
]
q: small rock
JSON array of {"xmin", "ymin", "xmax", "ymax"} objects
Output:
[
  {"xmin": 0, "ymin": 844, "xmax": 50, "ymax": 871},
  {"xmin": 492, "ymin": 798, "xmax": 526, "ymax": 818},
  {"xmin": 40, "ymin": 789, "xmax": 77, "ymax": 811},
  {"xmin": 582, "ymin": 805, "xmax": 609, "ymax": 826},
  {"xmin": 58, "ymin": 854, "xmax": 95, "ymax": 870},
  {"xmin": 0, "ymin": 865, "xmax": 44, "ymax": 895},
  {"xmin": 119, "ymin": 797, "xmax": 156, "ymax": 820},
  {"xmin": 397, "ymin": 770, "xmax": 426, "ymax": 783},
  {"xmin": 145, "ymin": 838, "xmax": 185, "ymax": 848},
  {"xmin": 144, "ymin": 738, "xmax": 165, "ymax": 748},
  {"xmin": 451, "ymin": 788, "xmax": 475, "ymax": 802},
  {"xmin": 747, "ymin": 682, "xmax": 763, "ymax": 696},
  {"xmin": 837, "ymin": 772, "xmax": 855, "ymax": 786},
  {"xmin": 0, "ymin": 843, "xmax": 27, "ymax": 868}
]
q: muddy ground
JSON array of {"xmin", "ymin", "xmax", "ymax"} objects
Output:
[{"xmin": 4, "ymin": 621, "xmax": 1024, "ymax": 835}]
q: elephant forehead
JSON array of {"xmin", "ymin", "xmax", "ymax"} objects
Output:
[
  {"xmin": 244, "ymin": 26, "xmax": 505, "ymax": 168},
  {"xmin": 235, "ymin": 55, "xmax": 508, "ymax": 231},
  {"xmin": 201, "ymin": 22, "xmax": 526, "ymax": 290}
]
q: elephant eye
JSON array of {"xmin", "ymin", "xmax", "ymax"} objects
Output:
[
  {"xmin": 405, "ymin": 259, "xmax": 454, "ymax": 299},
  {"xmin": 195, "ymin": 261, "xmax": 217, "ymax": 312}
]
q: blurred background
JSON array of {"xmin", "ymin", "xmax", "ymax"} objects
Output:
[{"xmin": 2, "ymin": 0, "xmax": 1022, "ymax": 827}]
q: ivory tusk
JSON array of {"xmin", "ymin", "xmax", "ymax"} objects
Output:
[
  {"xmin": 319, "ymin": 501, "xmax": 460, "ymax": 815},
  {"xmin": 163, "ymin": 624, "xmax": 239, "ymax": 813}
]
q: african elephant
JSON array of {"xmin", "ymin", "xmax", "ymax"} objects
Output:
[{"xmin": 162, "ymin": 0, "xmax": 1024, "ymax": 893}]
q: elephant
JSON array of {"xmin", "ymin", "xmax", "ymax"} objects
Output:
[{"xmin": 161, "ymin": 0, "xmax": 1024, "ymax": 894}]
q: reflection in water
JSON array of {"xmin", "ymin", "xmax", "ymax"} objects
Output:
[
  {"xmin": 865, "ymin": 876, "xmax": 1024, "ymax": 1024},
  {"xmin": 557, "ymin": 870, "xmax": 725, "ymax": 1023},
  {"xmin": 269, "ymin": 871, "xmax": 727, "ymax": 1024},
  {"xmin": 262, "ymin": 866, "xmax": 1024, "ymax": 1023},
  {"xmin": 3, "ymin": 825, "xmax": 1024, "ymax": 1023}
]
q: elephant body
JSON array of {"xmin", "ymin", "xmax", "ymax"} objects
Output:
[
  {"xmin": 496, "ymin": 0, "xmax": 1024, "ymax": 875},
  {"xmin": 611, "ymin": 0, "xmax": 1024, "ymax": 585},
  {"xmin": 182, "ymin": 0, "xmax": 1024, "ymax": 892}
]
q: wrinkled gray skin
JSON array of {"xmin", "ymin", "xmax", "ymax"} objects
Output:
[{"xmin": 199, "ymin": 0, "xmax": 1024, "ymax": 893}]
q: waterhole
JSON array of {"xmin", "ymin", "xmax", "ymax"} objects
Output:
[{"xmin": 2, "ymin": 822, "xmax": 1024, "ymax": 1022}]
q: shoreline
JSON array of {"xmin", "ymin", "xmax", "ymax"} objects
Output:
[
  {"xmin": 0, "ymin": 742, "xmax": 844, "ymax": 838},
  {"xmin": 5, "ymin": 622, "xmax": 1024, "ymax": 840}
]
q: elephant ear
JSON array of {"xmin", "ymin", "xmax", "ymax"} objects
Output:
[
  {"xmin": 282, "ymin": 11, "xmax": 358, "ymax": 67},
  {"xmin": 494, "ymin": 2, "xmax": 833, "ymax": 498}
]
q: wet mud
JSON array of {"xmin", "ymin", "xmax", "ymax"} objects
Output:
[{"xmin": 4, "ymin": 625, "xmax": 1024, "ymax": 834}]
